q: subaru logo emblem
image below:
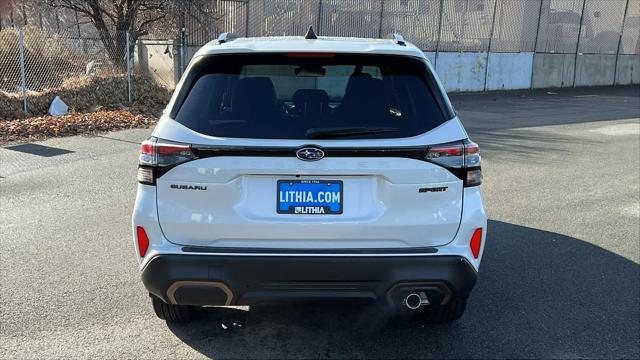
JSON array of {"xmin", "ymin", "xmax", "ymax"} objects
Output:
[{"xmin": 296, "ymin": 147, "xmax": 325, "ymax": 161}]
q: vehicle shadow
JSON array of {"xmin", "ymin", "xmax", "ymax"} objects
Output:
[
  {"xmin": 470, "ymin": 128, "xmax": 581, "ymax": 161},
  {"xmin": 450, "ymin": 85, "xmax": 640, "ymax": 132},
  {"xmin": 167, "ymin": 220, "xmax": 639, "ymax": 359}
]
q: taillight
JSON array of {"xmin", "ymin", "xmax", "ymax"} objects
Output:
[
  {"xmin": 470, "ymin": 228, "xmax": 483, "ymax": 258},
  {"xmin": 425, "ymin": 139, "xmax": 482, "ymax": 187},
  {"xmin": 136, "ymin": 226, "xmax": 149, "ymax": 257},
  {"xmin": 137, "ymin": 137, "xmax": 196, "ymax": 185},
  {"xmin": 426, "ymin": 142, "xmax": 464, "ymax": 168}
]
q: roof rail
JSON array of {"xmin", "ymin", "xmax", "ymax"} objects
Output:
[
  {"xmin": 386, "ymin": 33, "xmax": 406, "ymax": 46},
  {"xmin": 217, "ymin": 32, "xmax": 237, "ymax": 44}
]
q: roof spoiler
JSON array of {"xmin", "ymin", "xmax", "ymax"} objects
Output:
[{"xmin": 386, "ymin": 33, "xmax": 406, "ymax": 46}]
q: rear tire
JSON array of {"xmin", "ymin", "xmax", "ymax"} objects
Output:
[
  {"xmin": 415, "ymin": 298, "xmax": 467, "ymax": 323},
  {"xmin": 151, "ymin": 295, "xmax": 197, "ymax": 323}
]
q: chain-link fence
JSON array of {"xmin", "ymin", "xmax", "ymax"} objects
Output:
[
  {"xmin": 619, "ymin": 0, "xmax": 640, "ymax": 54},
  {"xmin": 1, "ymin": 0, "xmax": 637, "ymax": 119},
  {"xmin": 2, "ymin": 0, "xmax": 638, "ymax": 56},
  {"xmin": 0, "ymin": 26, "xmax": 129, "ymax": 118},
  {"xmin": 0, "ymin": 25, "xmax": 172, "ymax": 119},
  {"xmin": 180, "ymin": 0, "xmax": 638, "ymax": 55}
]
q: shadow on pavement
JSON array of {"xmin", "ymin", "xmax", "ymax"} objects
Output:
[
  {"xmin": 166, "ymin": 220, "xmax": 639, "ymax": 359},
  {"xmin": 4, "ymin": 143, "xmax": 74, "ymax": 157},
  {"xmin": 470, "ymin": 128, "xmax": 582, "ymax": 160}
]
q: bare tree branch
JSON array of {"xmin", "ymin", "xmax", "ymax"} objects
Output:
[
  {"xmin": 136, "ymin": 12, "xmax": 166, "ymax": 35},
  {"xmin": 42, "ymin": 0, "xmax": 172, "ymax": 69}
]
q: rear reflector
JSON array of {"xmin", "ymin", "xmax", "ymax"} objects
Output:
[
  {"xmin": 136, "ymin": 226, "xmax": 150, "ymax": 257},
  {"xmin": 470, "ymin": 228, "xmax": 482, "ymax": 259}
]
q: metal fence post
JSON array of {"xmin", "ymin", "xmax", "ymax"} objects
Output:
[
  {"xmin": 572, "ymin": 0, "xmax": 587, "ymax": 87},
  {"xmin": 179, "ymin": 10, "xmax": 186, "ymax": 77},
  {"xmin": 18, "ymin": 27, "xmax": 28, "ymax": 114},
  {"xmin": 317, "ymin": 0, "xmax": 324, "ymax": 34},
  {"xmin": 377, "ymin": 0, "xmax": 385, "ymax": 38},
  {"xmin": 434, "ymin": 0, "xmax": 445, "ymax": 70},
  {"xmin": 532, "ymin": 0, "xmax": 544, "ymax": 52},
  {"xmin": 126, "ymin": 31, "xmax": 132, "ymax": 105},
  {"xmin": 483, "ymin": 0, "xmax": 499, "ymax": 91},
  {"xmin": 245, "ymin": 0, "xmax": 250, "ymax": 36},
  {"xmin": 613, "ymin": 0, "xmax": 630, "ymax": 85},
  {"xmin": 530, "ymin": 0, "xmax": 545, "ymax": 88}
]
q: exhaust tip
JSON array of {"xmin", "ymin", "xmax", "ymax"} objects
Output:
[{"xmin": 404, "ymin": 293, "xmax": 423, "ymax": 310}]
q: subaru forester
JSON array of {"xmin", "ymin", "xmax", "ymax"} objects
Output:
[{"xmin": 132, "ymin": 30, "xmax": 487, "ymax": 323}]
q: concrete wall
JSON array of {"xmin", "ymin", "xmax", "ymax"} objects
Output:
[
  {"xmin": 135, "ymin": 40, "xmax": 180, "ymax": 88},
  {"xmin": 485, "ymin": 53, "xmax": 533, "ymax": 90},
  {"xmin": 177, "ymin": 45, "xmax": 638, "ymax": 92},
  {"xmin": 431, "ymin": 52, "xmax": 534, "ymax": 91},
  {"xmin": 615, "ymin": 55, "xmax": 640, "ymax": 85},
  {"xmin": 424, "ymin": 51, "xmax": 436, "ymax": 65},
  {"xmin": 532, "ymin": 54, "xmax": 575, "ymax": 88},
  {"xmin": 574, "ymin": 54, "xmax": 617, "ymax": 87},
  {"xmin": 434, "ymin": 52, "xmax": 487, "ymax": 92}
]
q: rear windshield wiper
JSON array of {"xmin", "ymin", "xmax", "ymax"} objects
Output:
[{"xmin": 306, "ymin": 127, "xmax": 398, "ymax": 139}]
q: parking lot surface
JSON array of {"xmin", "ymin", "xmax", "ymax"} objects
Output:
[{"xmin": 1, "ymin": 86, "xmax": 639, "ymax": 359}]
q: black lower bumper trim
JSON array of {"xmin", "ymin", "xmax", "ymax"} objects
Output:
[
  {"xmin": 141, "ymin": 255, "xmax": 477, "ymax": 306},
  {"xmin": 181, "ymin": 246, "xmax": 438, "ymax": 254}
]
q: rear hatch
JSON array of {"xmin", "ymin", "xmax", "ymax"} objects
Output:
[{"xmin": 149, "ymin": 52, "xmax": 470, "ymax": 250}]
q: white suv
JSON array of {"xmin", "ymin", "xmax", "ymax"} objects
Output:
[{"xmin": 132, "ymin": 30, "xmax": 487, "ymax": 323}]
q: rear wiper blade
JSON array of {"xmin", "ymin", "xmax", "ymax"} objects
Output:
[{"xmin": 306, "ymin": 127, "xmax": 398, "ymax": 139}]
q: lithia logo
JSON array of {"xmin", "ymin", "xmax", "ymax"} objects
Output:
[{"xmin": 170, "ymin": 184, "xmax": 207, "ymax": 191}]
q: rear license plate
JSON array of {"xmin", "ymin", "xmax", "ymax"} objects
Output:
[{"xmin": 277, "ymin": 180, "xmax": 343, "ymax": 215}]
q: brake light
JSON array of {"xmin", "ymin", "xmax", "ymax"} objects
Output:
[
  {"xmin": 425, "ymin": 139, "xmax": 482, "ymax": 187},
  {"xmin": 137, "ymin": 137, "xmax": 196, "ymax": 185},
  {"xmin": 470, "ymin": 228, "xmax": 483, "ymax": 258},
  {"xmin": 286, "ymin": 52, "xmax": 336, "ymax": 57},
  {"xmin": 136, "ymin": 226, "xmax": 149, "ymax": 257}
]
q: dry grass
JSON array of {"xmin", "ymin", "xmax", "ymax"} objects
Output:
[
  {"xmin": 0, "ymin": 74, "xmax": 171, "ymax": 120},
  {"xmin": 0, "ymin": 26, "xmax": 172, "ymax": 120},
  {"xmin": 0, "ymin": 110, "xmax": 157, "ymax": 144}
]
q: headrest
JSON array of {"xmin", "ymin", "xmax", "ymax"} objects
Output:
[
  {"xmin": 293, "ymin": 89, "xmax": 329, "ymax": 105},
  {"xmin": 232, "ymin": 77, "xmax": 278, "ymax": 117},
  {"xmin": 342, "ymin": 76, "xmax": 385, "ymax": 107}
]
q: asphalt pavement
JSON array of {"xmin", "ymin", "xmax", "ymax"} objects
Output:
[{"xmin": 1, "ymin": 85, "xmax": 639, "ymax": 359}]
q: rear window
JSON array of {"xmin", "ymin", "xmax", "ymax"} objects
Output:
[{"xmin": 172, "ymin": 53, "xmax": 454, "ymax": 140}]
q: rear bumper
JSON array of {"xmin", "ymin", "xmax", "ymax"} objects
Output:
[{"xmin": 141, "ymin": 254, "xmax": 478, "ymax": 307}]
